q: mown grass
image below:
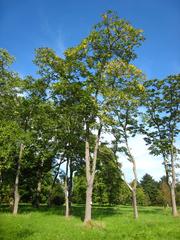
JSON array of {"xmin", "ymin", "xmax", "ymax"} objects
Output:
[{"xmin": 0, "ymin": 204, "xmax": 179, "ymax": 240}]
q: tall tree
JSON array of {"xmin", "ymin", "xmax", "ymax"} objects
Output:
[
  {"xmin": 112, "ymin": 96, "xmax": 144, "ymax": 219},
  {"xmin": 22, "ymin": 10, "xmax": 144, "ymax": 222},
  {"xmin": 143, "ymin": 75, "xmax": 180, "ymax": 216},
  {"xmin": 0, "ymin": 49, "xmax": 31, "ymax": 214},
  {"xmin": 23, "ymin": 76, "xmax": 57, "ymax": 208},
  {"xmin": 64, "ymin": 10, "xmax": 144, "ymax": 223},
  {"xmin": 34, "ymin": 48, "xmax": 86, "ymax": 216}
]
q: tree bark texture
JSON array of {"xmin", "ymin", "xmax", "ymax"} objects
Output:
[
  {"xmin": 13, "ymin": 143, "xmax": 24, "ymax": 214},
  {"xmin": 170, "ymin": 149, "xmax": 178, "ymax": 216},
  {"xmin": 65, "ymin": 158, "xmax": 70, "ymax": 217},
  {"xmin": 84, "ymin": 124, "xmax": 102, "ymax": 223},
  {"xmin": 124, "ymin": 132, "xmax": 138, "ymax": 219}
]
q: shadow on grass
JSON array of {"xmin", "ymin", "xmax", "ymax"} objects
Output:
[
  {"xmin": 0, "ymin": 204, "xmax": 121, "ymax": 220},
  {"xmin": 0, "ymin": 204, "xmax": 168, "ymax": 221},
  {"xmin": 16, "ymin": 229, "xmax": 35, "ymax": 239},
  {"xmin": 137, "ymin": 206, "xmax": 169, "ymax": 214},
  {"xmin": 73, "ymin": 205, "xmax": 120, "ymax": 220}
]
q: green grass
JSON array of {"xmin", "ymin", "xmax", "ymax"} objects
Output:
[{"xmin": 0, "ymin": 205, "xmax": 179, "ymax": 240}]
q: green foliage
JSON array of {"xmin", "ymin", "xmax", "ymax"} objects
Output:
[
  {"xmin": 49, "ymin": 183, "xmax": 65, "ymax": 206},
  {"xmin": 136, "ymin": 186, "xmax": 150, "ymax": 206},
  {"xmin": 140, "ymin": 174, "xmax": 158, "ymax": 205},
  {"xmin": 118, "ymin": 181, "xmax": 131, "ymax": 205},
  {"xmin": 143, "ymin": 75, "xmax": 180, "ymax": 163},
  {"xmin": 1, "ymin": 11, "xmax": 179, "ymax": 219},
  {"xmin": 94, "ymin": 145, "xmax": 123, "ymax": 204},
  {"xmin": 72, "ymin": 175, "xmax": 86, "ymax": 204},
  {"xmin": 156, "ymin": 177, "xmax": 171, "ymax": 207}
]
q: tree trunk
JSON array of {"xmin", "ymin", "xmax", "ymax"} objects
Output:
[
  {"xmin": 65, "ymin": 158, "xmax": 70, "ymax": 217},
  {"xmin": 65, "ymin": 179, "xmax": 69, "ymax": 217},
  {"xmin": 170, "ymin": 185, "xmax": 178, "ymax": 216},
  {"xmin": 84, "ymin": 181, "xmax": 93, "ymax": 223},
  {"xmin": 132, "ymin": 159, "xmax": 138, "ymax": 219},
  {"xmin": 170, "ymin": 146, "xmax": 178, "ymax": 216},
  {"xmin": 13, "ymin": 143, "xmax": 24, "ymax": 215},
  {"xmin": 84, "ymin": 124, "xmax": 102, "ymax": 224},
  {"xmin": 68, "ymin": 161, "xmax": 73, "ymax": 215},
  {"xmin": 163, "ymin": 155, "xmax": 178, "ymax": 216},
  {"xmin": 132, "ymin": 189, "xmax": 138, "ymax": 219},
  {"xmin": 124, "ymin": 131, "xmax": 139, "ymax": 219}
]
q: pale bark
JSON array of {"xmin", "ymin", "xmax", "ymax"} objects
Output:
[
  {"xmin": 123, "ymin": 172, "xmax": 138, "ymax": 219},
  {"xmin": 132, "ymin": 159, "xmax": 138, "ymax": 219},
  {"xmin": 170, "ymin": 185, "xmax": 178, "ymax": 216},
  {"xmin": 65, "ymin": 180, "xmax": 69, "ymax": 217},
  {"xmin": 150, "ymin": 112, "xmax": 178, "ymax": 216},
  {"xmin": 84, "ymin": 181, "xmax": 93, "ymax": 222},
  {"xmin": 163, "ymin": 155, "xmax": 178, "ymax": 216},
  {"xmin": 13, "ymin": 143, "xmax": 24, "ymax": 214},
  {"xmin": 124, "ymin": 131, "xmax": 138, "ymax": 219},
  {"xmin": 65, "ymin": 158, "xmax": 70, "ymax": 217},
  {"xmin": 132, "ymin": 189, "xmax": 138, "ymax": 219},
  {"xmin": 68, "ymin": 161, "xmax": 73, "ymax": 214},
  {"xmin": 170, "ymin": 148, "xmax": 178, "ymax": 216},
  {"xmin": 162, "ymin": 148, "xmax": 178, "ymax": 216},
  {"xmin": 84, "ymin": 124, "xmax": 102, "ymax": 223}
]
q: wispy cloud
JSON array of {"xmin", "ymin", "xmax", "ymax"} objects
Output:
[
  {"xmin": 39, "ymin": 14, "xmax": 66, "ymax": 57},
  {"xmin": 54, "ymin": 30, "xmax": 66, "ymax": 57}
]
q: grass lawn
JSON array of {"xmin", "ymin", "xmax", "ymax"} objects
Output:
[{"xmin": 0, "ymin": 205, "xmax": 179, "ymax": 240}]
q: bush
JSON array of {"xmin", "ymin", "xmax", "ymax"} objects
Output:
[{"xmin": 50, "ymin": 183, "xmax": 65, "ymax": 206}]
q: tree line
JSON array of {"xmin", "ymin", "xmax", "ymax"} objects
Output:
[{"xmin": 0, "ymin": 11, "xmax": 179, "ymax": 222}]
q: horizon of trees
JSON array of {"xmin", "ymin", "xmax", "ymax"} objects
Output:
[{"xmin": 0, "ymin": 11, "xmax": 179, "ymax": 222}]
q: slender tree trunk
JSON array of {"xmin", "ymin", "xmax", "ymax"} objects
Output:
[
  {"xmin": 68, "ymin": 161, "xmax": 73, "ymax": 215},
  {"xmin": 84, "ymin": 124, "xmax": 102, "ymax": 224},
  {"xmin": 132, "ymin": 189, "xmax": 138, "ymax": 219},
  {"xmin": 157, "ymin": 124, "xmax": 178, "ymax": 216},
  {"xmin": 163, "ymin": 156, "xmax": 175, "ymax": 215},
  {"xmin": 132, "ymin": 159, "xmax": 138, "ymax": 219},
  {"xmin": 84, "ymin": 180, "xmax": 93, "ymax": 222},
  {"xmin": 65, "ymin": 179, "xmax": 69, "ymax": 217},
  {"xmin": 122, "ymin": 177, "xmax": 138, "ymax": 219},
  {"xmin": 170, "ymin": 185, "xmax": 178, "ymax": 216},
  {"xmin": 13, "ymin": 143, "xmax": 24, "ymax": 215},
  {"xmin": 124, "ymin": 131, "xmax": 138, "ymax": 219},
  {"xmin": 65, "ymin": 158, "xmax": 70, "ymax": 217},
  {"xmin": 170, "ymin": 149, "xmax": 178, "ymax": 216},
  {"xmin": 84, "ymin": 137, "xmax": 92, "ymax": 223},
  {"xmin": 163, "ymin": 155, "xmax": 178, "ymax": 216}
]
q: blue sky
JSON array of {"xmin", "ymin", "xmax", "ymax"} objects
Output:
[
  {"xmin": 1, "ymin": 0, "xmax": 180, "ymax": 180},
  {"xmin": 1, "ymin": 0, "xmax": 180, "ymax": 79}
]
